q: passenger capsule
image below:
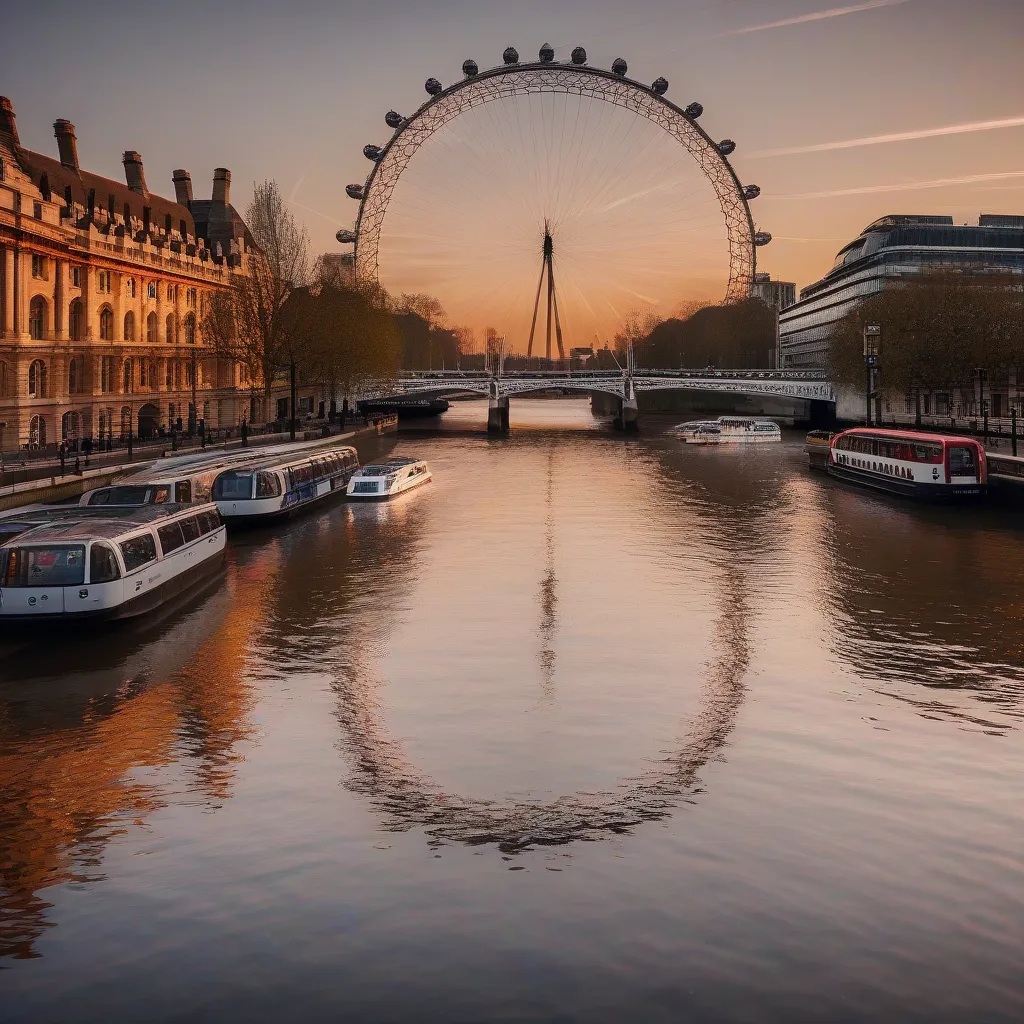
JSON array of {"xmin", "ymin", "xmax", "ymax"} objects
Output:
[
  {"xmin": 611, "ymin": 57, "xmax": 628, "ymax": 76},
  {"xmin": 425, "ymin": 77, "xmax": 443, "ymax": 96},
  {"xmin": 363, "ymin": 144, "xmax": 381, "ymax": 161},
  {"xmin": 743, "ymin": 184, "xmax": 761, "ymax": 201},
  {"xmin": 503, "ymin": 46, "xmax": 519, "ymax": 64},
  {"xmin": 345, "ymin": 184, "xmax": 364, "ymax": 200},
  {"xmin": 717, "ymin": 139, "xmax": 736, "ymax": 157},
  {"xmin": 539, "ymin": 43, "xmax": 555, "ymax": 62},
  {"xmin": 652, "ymin": 77, "xmax": 668, "ymax": 95},
  {"xmin": 385, "ymin": 110, "xmax": 404, "ymax": 129},
  {"xmin": 754, "ymin": 231, "xmax": 773, "ymax": 246},
  {"xmin": 462, "ymin": 58, "xmax": 478, "ymax": 77},
  {"xmin": 336, "ymin": 229, "xmax": 357, "ymax": 244},
  {"xmin": 571, "ymin": 46, "xmax": 587, "ymax": 65},
  {"xmin": 684, "ymin": 102, "xmax": 704, "ymax": 119}
]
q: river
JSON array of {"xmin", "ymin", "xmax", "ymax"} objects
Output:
[{"xmin": 2, "ymin": 398, "xmax": 1022, "ymax": 1022}]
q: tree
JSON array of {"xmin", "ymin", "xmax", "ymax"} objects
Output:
[{"xmin": 203, "ymin": 180, "xmax": 310, "ymax": 437}]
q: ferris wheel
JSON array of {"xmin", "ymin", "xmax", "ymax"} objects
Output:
[{"xmin": 337, "ymin": 44, "xmax": 771, "ymax": 357}]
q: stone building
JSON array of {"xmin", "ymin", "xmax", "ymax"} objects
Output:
[{"xmin": 0, "ymin": 95, "xmax": 257, "ymax": 453}]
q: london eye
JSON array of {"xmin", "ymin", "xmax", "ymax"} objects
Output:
[{"xmin": 339, "ymin": 45, "xmax": 771, "ymax": 355}]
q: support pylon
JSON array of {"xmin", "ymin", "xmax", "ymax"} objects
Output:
[{"xmin": 526, "ymin": 221, "xmax": 566, "ymax": 362}]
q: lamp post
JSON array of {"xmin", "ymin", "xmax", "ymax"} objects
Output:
[{"xmin": 863, "ymin": 324, "xmax": 881, "ymax": 427}]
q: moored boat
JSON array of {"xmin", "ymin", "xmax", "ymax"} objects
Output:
[
  {"xmin": 805, "ymin": 429, "xmax": 837, "ymax": 470},
  {"xmin": 671, "ymin": 416, "xmax": 781, "ymax": 445},
  {"xmin": 346, "ymin": 458, "xmax": 432, "ymax": 500},
  {"xmin": 827, "ymin": 428, "xmax": 987, "ymax": 501},
  {"xmin": 0, "ymin": 503, "xmax": 226, "ymax": 623},
  {"xmin": 212, "ymin": 446, "xmax": 359, "ymax": 524}
]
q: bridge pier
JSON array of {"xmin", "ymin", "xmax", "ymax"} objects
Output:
[
  {"xmin": 614, "ymin": 397, "xmax": 639, "ymax": 432},
  {"xmin": 487, "ymin": 396, "xmax": 510, "ymax": 434}
]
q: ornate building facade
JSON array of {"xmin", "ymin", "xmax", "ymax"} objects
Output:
[{"xmin": 0, "ymin": 96, "xmax": 256, "ymax": 453}]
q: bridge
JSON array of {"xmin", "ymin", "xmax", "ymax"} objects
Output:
[{"xmin": 377, "ymin": 369, "xmax": 835, "ymax": 432}]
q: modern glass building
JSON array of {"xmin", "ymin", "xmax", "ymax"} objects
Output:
[{"xmin": 779, "ymin": 214, "xmax": 1024, "ymax": 368}]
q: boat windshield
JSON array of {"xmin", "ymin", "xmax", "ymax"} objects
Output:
[
  {"xmin": 213, "ymin": 471, "xmax": 255, "ymax": 500},
  {"xmin": 87, "ymin": 485, "xmax": 158, "ymax": 506},
  {"xmin": 949, "ymin": 446, "xmax": 977, "ymax": 474},
  {"xmin": 2, "ymin": 544, "xmax": 87, "ymax": 587}
]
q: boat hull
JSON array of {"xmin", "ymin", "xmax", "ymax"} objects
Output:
[
  {"xmin": 826, "ymin": 462, "xmax": 986, "ymax": 502},
  {"xmin": 347, "ymin": 476, "xmax": 432, "ymax": 501}
]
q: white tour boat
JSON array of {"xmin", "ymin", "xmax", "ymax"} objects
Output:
[
  {"xmin": 0, "ymin": 503, "xmax": 226, "ymax": 623},
  {"xmin": 212, "ymin": 446, "xmax": 359, "ymax": 524},
  {"xmin": 346, "ymin": 458, "xmax": 432, "ymax": 500},
  {"xmin": 671, "ymin": 416, "xmax": 781, "ymax": 444}
]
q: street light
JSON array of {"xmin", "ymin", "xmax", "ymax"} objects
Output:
[{"xmin": 863, "ymin": 324, "xmax": 881, "ymax": 427}]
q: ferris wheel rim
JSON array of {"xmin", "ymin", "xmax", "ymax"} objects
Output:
[{"xmin": 346, "ymin": 57, "xmax": 763, "ymax": 305}]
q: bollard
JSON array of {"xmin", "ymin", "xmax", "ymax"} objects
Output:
[
  {"xmin": 1013, "ymin": 407, "xmax": 1018, "ymax": 458},
  {"xmin": 74, "ymin": 457, "xmax": 81, "ymax": 475}
]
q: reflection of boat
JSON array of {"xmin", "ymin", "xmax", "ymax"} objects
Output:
[
  {"xmin": 0, "ymin": 503, "xmax": 226, "ymax": 622},
  {"xmin": 671, "ymin": 416, "xmax": 781, "ymax": 445},
  {"xmin": 805, "ymin": 429, "xmax": 837, "ymax": 469},
  {"xmin": 828, "ymin": 428, "xmax": 987, "ymax": 501},
  {"xmin": 346, "ymin": 458, "xmax": 432, "ymax": 500},
  {"xmin": 212, "ymin": 447, "xmax": 359, "ymax": 525}
]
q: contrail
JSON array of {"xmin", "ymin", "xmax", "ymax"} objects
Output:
[
  {"xmin": 750, "ymin": 115, "xmax": 1024, "ymax": 158},
  {"xmin": 775, "ymin": 171, "xmax": 1024, "ymax": 200},
  {"xmin": 722, "ymin": 0, "xmax": 910, "ymax": 36}
]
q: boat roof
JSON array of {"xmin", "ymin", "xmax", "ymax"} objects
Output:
[
  {"xmin": 216, "ymin": 445, "xmax": 358, "ymax": 474},
  {"xmin": 2, "ymin": 503, "xmax": 216, "ymax": 544},
  {"xmin": 837, "ymin": 427, "xmax": 980, "ymax": 444},
  {"xmin": 362, "ymin": 457, "xmax": 421, "ymax": 471}
]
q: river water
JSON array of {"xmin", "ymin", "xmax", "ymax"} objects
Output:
[{"xmin": 2, "ymin": 398, "xmax": 1023, "ymax": 1022}]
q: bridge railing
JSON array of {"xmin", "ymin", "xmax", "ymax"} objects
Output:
[{"xmin": 397, "ymin": 368, "xmax": 829, "ymax": 381}]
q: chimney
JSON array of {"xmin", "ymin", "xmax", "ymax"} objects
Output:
[
  {"xmin": 0, "ymin": 97, "xmax": 19, "ymax": 144},
  {"xmin": 212, "ymin": 167, "xmax": 231, "ymax": 206},
  {"xmin": 53, "ymin": 119, "xmax": 79, "ymax": 170},
  {"xmin": 172, "ymin": 168, "xmax": 193, "ymax": 205},
  {"xmin": 123, "ymin": 151, "xmax": 148, "ymax": 195}
]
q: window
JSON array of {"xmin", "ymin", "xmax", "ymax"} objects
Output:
[
  {"xmin": 31, "ymin": 254, "xmax": 46, "ymax": 279},
  {"xmin": 167, "ymin": 284, "xmax": 175, "ymax": 301},
  {"xmin": 119, "ymin": 534, "xmax": 157, "ymax": 572},
  {"xmin": 69, "ymin": 299, "xmax": 83, "ymax": 340},
  {"xmin": 88, "ymin": 486, "xmax": 149, "ymax": 506},
  {"xmin": 99, "ymin": 306, "xmax": 114, "ymax": 341},
  {"xmin": 923, "ymin": 394, "xmax": 931, "ymax": 415},
  {"xmin": 68, "ymin": 356, "xmax": 83, "ymax": 394},
  {"xmin": 126, "ymin": 278, "xmax": 136, "ymax": 298},
  {"xmin": 3, "ymin": 545, "xmax": 86, "ymax": 587},
  {"xmin": 101, "ymin": 356, "xmax": 115, "ymax": 394},
  {"xmin": 164, "ymin": 213, "xmax": 172, "ymax": 234},
  {"xmin": 166, "ymin": 364, "xmax": 173, "ymax": 389},
  {"xmin": 148, "ymin": 281, "xmax": 157, "ymax": 300},
  {"xmin": 184, "ymin": 315, "xmax": 196, "ymax": 345},
  {"xmin": 139, "ymin": 360, "xmax": 148, "ymax": 388},
  {"xmin": 72, "ymin": 266, "xmax": 81, "ymax": 287},
  {"xmin": 123, "ymin": 202, "xmax": 131, "ymax": 227},
  {"xmin": 255, "ymin": 472, "xmax": 282, "ymax": 498},
  {"xmin": 174, "ymin": 361, "xmax": 182, "ymax": 390},
  {"xmin": 12, "ymin": 192, "xmax": 21, "ymax": 214},
  {"xmin": 213, "ymin": 471, "xmax": 254, "ymax": 500},
  {"xmin": 33, "ymin": 202, "xmax": 42, "ymax": 220},
  {"xmin": 147, "ymin": 311, "xmax": 157, "ymax": 344},
  {"xmin": 28, "ymin": 359, "xmax": 46, "ymax": 398},
  {"xmin": 28, "ymin": 415, "xmax": 46, "ymax": 447},
  {"xmin": 179, "ymin": 219, "xmax": 187, "ymax": 238},
  {"xmin": 124, "ymin": 311, "xmax": 136, "ymax": 342},
  {"xmin": 935, "ymin": 394, "xmax": 949, "ymax": 417},
  {"xmin": 198, "ymin": 510, "xmax": 222, "ymax": 534},
  {"xmin": 108, "ymin": 194, "xmax": 115, "ymax": 219},
  {"xmin": 157, "ymin": 522, "xmax": 185, "ymax": 555},
  {"xmin": 180, "ymin": 517, "xmax": 201, "ymax": 543},
  {"xmin": 97, "ymin": 270, "xmax": 111, "ymax": 293},
  {"xmin": 89, "ymin": 543, "xmax": 120, "ymax": 584},
  {"xmin": 122, "ymin": 360, "xmax": 134, "ymax": 393},
  {"xmin": 176, "ymin": 480, "xmax": 192, "ymax": 503},
  {"xmin": 29, "ymin": 297, "xmax": 46, "ymax": 339},
  {"xmin": 166, "ymin": 313, "xmax": 175, "ymax": 344},
  {"xmin": 64, "ymin": 185, "xmax": 73, "ymax": 211},
  {"xmin": 186, "ymin": 288, "xmax": 197, "ymax": 308},
  {"xmin": 0, "ymin": 361, "xmax": 7, "ymax": 398},
  {"xmin": 120, "ymin": 407, "xmax": 132, "ymax": 437}
]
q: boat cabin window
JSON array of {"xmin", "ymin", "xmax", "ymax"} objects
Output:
[
  {"xmin": 157, "ymin": 521, "xmax": 186, "ymax": 554},
  {"xmin": 89, "ymin": 542, "xmax": 120, "ymax": 583},
  {"xmin": 2, "ymin": 545, "xmax": 86, "ymax": 587},
  {"xmin": 255, "ymin": 471, "xmax": 282, "ymax": 498},
  {"xmin": 88, "ymin": 485, "xmax": 151, "ymax": 506},
  {"xmin": 180, "ymin": 516, "xmax": 201, "ymax": 543},
  {"xmin": 289, "ymin": 464, "xmax": 313, "ymax": 487},
  {"xmin": 119, "ymin": 533, "xmax": 157, "ymax": 573},
  {"xmin": 213, "ymin": 471, "xmax": 254, "ymax": 500},
  {"xmin": 197, "ymin": 510, "xmax": 223, "ymax": 533},
  {"xmin": 949, "ymin": 446, "xmax": 977, "ymax": 474},
  {"xmin": 176, "ymin": 480, "xmax": 192, "ymax": 503}
]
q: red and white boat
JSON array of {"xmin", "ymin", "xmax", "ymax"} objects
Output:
[{"xmin": 827, "ymin": 428, "xmax": 987, "ymax": 501}]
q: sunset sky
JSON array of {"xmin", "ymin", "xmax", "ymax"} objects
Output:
[{"xmin": 3, "ymin": 0, "xmax": 1022, "ymax": 348}]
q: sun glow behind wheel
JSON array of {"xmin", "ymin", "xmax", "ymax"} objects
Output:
[{"xmin": 376, "ymin": 91, "xmax": 731, "ymax": 351}]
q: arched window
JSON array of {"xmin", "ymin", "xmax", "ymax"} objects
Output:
[
  {"xmin": 120, "ymin": 406, "xmax": 132, "ymax": 438},
  {"xmin": 99, "ymin": 306, "xmax": 114, "ymax": 341},
  {"xmin": 124, "ymin": 311, "xmax": 136, "ymax": 342},
  {"xmin": 184, "ymin": 314, "xmax": 196, "ymax": 345},
  {"xmin": 69, "ymin": 299, "xmax": 84, "ymax": 341},
  {"xmin": 148, "ymin": 281, "xmax": 157, "ymax": 299},
  {"xmin": 68, "ymin": 356, "xmax": 84, "ymax": 394},
  {"xmin": 147, "ymin": 311, "xmax": 157, "ymax": 344},
  {"xmin": 166, "ymin": 313, "xmax": 175, "ymax": 344},
  {"xmin": 0, "ymin": 360, "xmax": 7, "ymax": 398},
  {"xmin": 122, "ymin": 359, "xmax": 134, "ymax": 394},
  {"xmin": 126, "ymin": 277, "xmax": 136, "ymax": 298},
  {"xmin": 61, "ymin": 411, "xmax": 81, "ymax": 442},
  {"xmin": 28, "ymin": 359, "xmax": 47, "ymax": 398},
  {"xmin": 29, "ymin": 415, "xmax": 46, "ymax": 448},
  {"xmin": 29, "ymin": 296, "xmax": 46, "ymax": 340}
]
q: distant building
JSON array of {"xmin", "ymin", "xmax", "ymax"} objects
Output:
[
  {"xmin": 0, "ymin": 95, "xmax": 259, "ymax": 451},
  {"xmin": 751, "ymin": 272, "xmax": 796, "ymax": 311},
  {"xmin": 321, "ymin": 252, "xmax": 355, "ymax": 289},
  {"xmin": 779, "ymin": 214, "xmax": 1024, "ymax": 368}
]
